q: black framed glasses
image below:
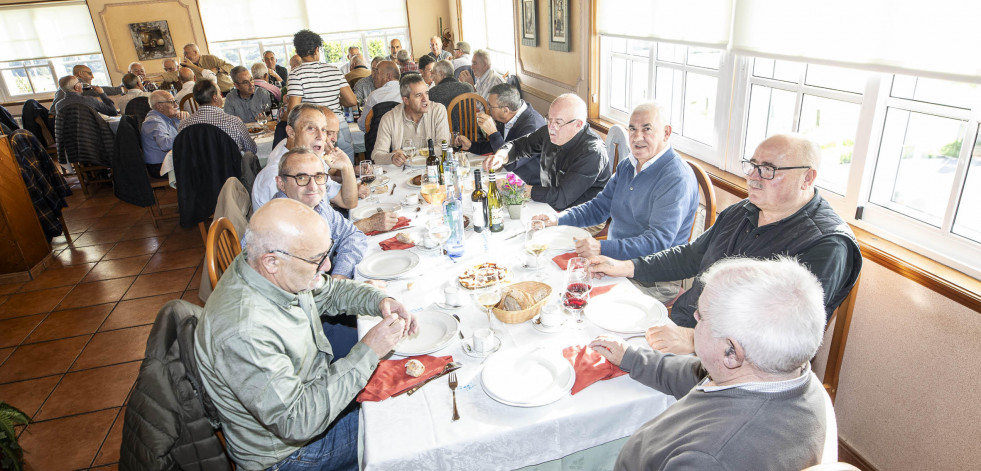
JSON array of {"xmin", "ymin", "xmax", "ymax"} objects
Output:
[
  {"xmin": 741, "ymin": 159, "xmax": 810, "ymax": 180},
  {"xmin": 271, "ymin": 243, "xmax": 333, "ymax": 269},
  {"xmin": 545, "ymin": 116, "xmax": 580, "ymax": 129},
  {"xmin": 280, "ymin": 172, "xmax": 328, "ymax": 186}
]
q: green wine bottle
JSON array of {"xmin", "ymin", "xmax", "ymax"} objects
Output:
[
  {"xmin": 486, "ymin": 170, "xmax": 505, "ymax": 232},
  {"xmin": 471, "ymin": 169, "xmax": 488, "ymax": 233}
]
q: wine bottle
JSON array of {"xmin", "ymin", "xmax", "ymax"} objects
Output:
[
  {"xmin": 486, "ymin": 170, "xmax": 505, "ymax": 232},
  {"xmin": 471, "ymin": 169, "xmax": 487, "ymax": 233},
  {"xmin": 439, "ymin": 140, "xmax": 448, "ymax": 185},
  {"xmin": 426, "ymin": 138, "xmax": 440, "ymax": 184}
]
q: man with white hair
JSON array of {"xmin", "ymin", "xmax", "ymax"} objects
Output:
[
  {"xmin": 142, "ymin": 90, "xmax": 188, "ymax": 178},
  {"xmin": 353, "ymin": 56, "xmax": 385, "ymax": 103},
  {"xmin": 451, "ymin": 41, "xmax": 472, "ymax": 70},
  {"xmin": 344, "ymin": 54, "xmax": 370, "ymax": 89},
  {"xmin": 54, "ymin": 75, "xmax": 117, "ymax": 116},
  {"xmin": 125, "ymin": 61, "xmax": 157, "ymax": 91},
  {"xmin": 338, "ymin": 46, "xmax": 361, "ymax": 75},
  {"xmin": 483, "ymin": 93, "xmax": 610, "ymax": 211},
  {"xmin": 181, "ymin": 43, "xmax": 235, "ymax": 93},
  {"xmin": 589, "ymin": 134, "xmax": 862, "ymax": 354},
  {"xmin": 429, "ymin": 60, "xmax": 474, "ymax": 109},
  {"xmin": 427, "ymin": 36, "xmax": 451, "ymax": 61},
  {"xmin": 395, "ymin": 49, "xmax": 417, "ymax": 74},
  {"xmin": 591, "ymin": 257, "xmax": 837, "ymax": 470},
  {"xmin": 116, "ymin": 73, "xmax": 151, "ymax": 113},
  {"xmin": 262, "ymin": 50, "xmax": 288, "ymax": 85},
  {"xmin": 460, "ymin": 49, "xmax": 504, "ymax": 99},
  {"xmin": 159, "ymin": 59, "xmax": 181, "ymax": 91},
  {"xmin": 174, "ymin": 67, "xmax": 197, "ymax": 112},
  {"xmin": 251, "ymin": 63, "xmax": 282, "ymax": 101}
]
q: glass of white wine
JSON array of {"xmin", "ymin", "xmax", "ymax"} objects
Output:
[
  {"xmin": 401, "ymin": 139, "xmax": 417, "ymax": 166},
  {"xmin": 473, "ymin": 267, "xmax": 503, "ymax": 332},
  {"xmin": 427, "ymin": 218, "xmax": 451, "ymax": 256},
  {"xmin": 524, "ymin": 220, "xmax": 548, "ymax": 277}
]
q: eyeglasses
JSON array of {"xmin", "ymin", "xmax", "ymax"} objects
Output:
[
  {"xmin": 235, "ymin": 79, "xmax": 254, "ymax": 86},
  {"xmin": 161, "ymin": 99, "xmax": 177, "ymax": 105},
  {"xmin": 280, "ymin": 172, "xmax": 328, "ymax": 186},
  {"xmin": 545, "ymin": 116, "xmax": 580, "ymax": 129},
  {"xmin": 270, "ymin": 244, "xmax": 332, "ymax": 270},
  {"xmin": 740, "ymin": 159, "xmax": 810, "ymax": 180}
]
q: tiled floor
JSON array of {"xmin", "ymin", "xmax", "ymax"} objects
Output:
[{"xmin": 0, "ymin": 178, "xmax": 205, "ymax": 471}]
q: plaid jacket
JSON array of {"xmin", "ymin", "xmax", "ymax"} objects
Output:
[{"xmin": 9, "ymin": 130, "xmax": 72, "ymax": 239}]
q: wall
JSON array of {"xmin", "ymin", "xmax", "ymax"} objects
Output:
[
  {"xmin": 405, "ymin": 0, "xmax": 452, "ymax": 61},
  {"xmin": 514, "ymin": 0, "xmax": 588, "ymax": 115}
]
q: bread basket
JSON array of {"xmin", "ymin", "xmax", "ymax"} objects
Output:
[{"xmin": 491, "ymin": 281, "xmax": 552, "ymax": 324}]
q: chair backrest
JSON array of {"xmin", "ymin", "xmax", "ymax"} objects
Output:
[
  {"xmin": 605, "ymin": 124, "xmax": 628, "ymax": 173},
  {"xmin": 365, "ymin": 101, "xmax": 399, "ymax": 158},
  {"xmin": 685, "ymin": 159, "xmax": 717, "ymax": 241},
  {"xmin": 364, "ymin": 108, "xmax": 375, "ymax": 134},
  {"xmin": 822, "ymin": 274, "xmax": 861, "ymax": 404},
  {"xmin": 172, "ymin": 123, "xmax": 242, "ymax": 228},
  {"xmin": 34, "ymin": 116, "xmax": 55, "ymax": 147},
  {"xmin": 447, "ymin": 92, "xmax": 489, "ymax": 142},
  {"xmin": 454, "ymin": 64, "xmax": 473, "ymax": 81},
  {"xmin": 180, "ymin": 94, "xmax": 199, "ymax": 114},
  {"xmin": 206, "ymin": 217, "xmax": 241, "ymax": 289},
  {"xmin": 505, "ymin": 73, "xmax": 523, "ymax": 100}
]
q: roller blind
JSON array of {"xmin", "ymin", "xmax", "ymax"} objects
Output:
[
  {"xmin": 0, "ymin": 2, "xmax": 102, "ymax": 62},
  {"xmin": 597, "ymin": 0, "xmax": 733, "ymax": 49},
  {"xmin": 198, "ymin": 0, "xmax": 407, "ymax": 42}
]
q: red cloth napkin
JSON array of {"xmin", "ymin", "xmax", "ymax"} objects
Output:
[
  {"xmin": 561, "ymin": 345, "xmax": 627, "ymax": 395},
  {"xmin": 552, "ymin": 252, "xmax": 577, "ymax": 270},
  {"xmin": 365, "ymin": 216, "xmax": 410, "ymax": 236},
  {"xmin": 357, "ymin": 355, "xmax": 454, "ymax": 402},
  {"xmin": 379, "ymin": 236, "xmax": 414, "ymax": 251},
  {"xmin": 590, "ymin": 284, "xmax": 616, "ymax": 297}
]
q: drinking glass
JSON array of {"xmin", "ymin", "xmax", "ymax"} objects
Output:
[
  {"xmin": 359, "ymin": 160, "xmax": 377, "ymax": 203},
  {"xmin": 420, "ymin": 173, "xmax": 446, "ymax": 206},
  {"xmin": 255, "ymin": 112, "xmax": 268, "ymax": 127},
  {"xmin": 562, "ymin": 257, "xmax": 591, "ymax": 327},
  {"xmin": 427, "ymin": 218, "xmax": 451, "ymax": 256},
  {"xmin": 524, "ymin": 220, "xmax": 548, "ymax": 276},
  {"xmin": 401, "ymin": 139, "xmax": 417, "ymax": 165},
  {"xmin": 473, "ymin": 267, "xmax": 503, "ymax": 331},
  {"xmin": 452, "ymin": 131, "xmax": 463, "ymax": 152}
]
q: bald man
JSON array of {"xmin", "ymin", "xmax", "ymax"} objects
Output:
[
  {"xmin": 195, "ymin": 199, "xmax": 417, "ymax": 470},
  {"xmin": 386, "ymin": 38, "xmax": 402, "ymax": 61},
  {"xmin": 174, "ymin": 67, "xmax": 197, "ymax": 113},
  {"xmin": 357, "ymin": 60, "xmax": 401, "ymax": 132},
  {"xmin": 181, "ymin": 43, "xmax": 235, "ymax": 92}
]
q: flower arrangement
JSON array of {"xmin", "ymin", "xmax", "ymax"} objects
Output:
[{"xmin": 499, "ymin": 172, "xmax": 528, "ymax": 206}]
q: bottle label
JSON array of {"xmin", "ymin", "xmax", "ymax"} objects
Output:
[
  {"xmin": 472, "ymin": 205, "xmax": 486, "ymax": 227},
  {"xmin": 491, "ymin": 207, "xmax": 505, "ymax": 224},
  {"xmin": 426, "ymin": 165, "xmax": 439, "ymax": 181}
]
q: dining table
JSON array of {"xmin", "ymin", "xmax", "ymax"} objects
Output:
[{"xmin": 352, "ymin": 157, "xmax": 677, "ymax": 470}]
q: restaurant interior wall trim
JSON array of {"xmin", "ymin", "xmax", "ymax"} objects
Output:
[
  {"xmin": 405, "ymin": 0, "xmax": 453, "ymax": 62},
  {"xmin": 514, "ymin": 0, "xmax": 587, "ymax": 116}
]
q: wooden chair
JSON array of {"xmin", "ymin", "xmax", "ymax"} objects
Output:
[
  {"xmin": 70, "ymin": 161, "xmax": 112, "ymax": 196},
  {"xmin": 364, "ymin": 108, "xmax": 375, "ymax": 134},
  {"xmin": 33, "ymin": 116, "xmax": 67, "ymax": 175},
  {"xmin": 685, "ymin": 159, "xmax": 717, "ymax": 241},
  {"xmin": 447, "ymin": 93, "xmax": 489, "ymax": 142},
  {"xmin": 822, "ymin": 274, "xmax": 861, "ymax": 404},
  {"xmin": 148, "ymin": 175, "xmax": 179, "ymax": 228},
  {"xmin": 179, "ymin": 94, "xmax": 199, "ymax": 114},
  {"xmin": 206, "ymin": 217, "xmax": 241, "ymax": 289}
]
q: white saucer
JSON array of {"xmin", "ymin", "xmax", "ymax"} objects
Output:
[
  {"xmin": 462, "ymin": 335, "xmax": 502, "ymax": 358},
  {"xmin": 531, "ymin": 314, "xmax": 567, "ymax": 333}
]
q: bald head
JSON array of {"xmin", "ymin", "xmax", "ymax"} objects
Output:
[
  {"xmin": 758, "ymin": 134, "xmax": 822, "ymax": 170},
  {"xmin": 374, "ymin": 61, "xmax": 400, "ymax": 88},
  {"xmin": 289, "ymin": 55, "xmax": 302, "ymax": 70},
  {"xmin": 245, "ymin": 199, "xmax": 333, "ymax": 292},
  {"xmin": 178, "ymin": 67, "xmax": 195, "ymax": 83},
  {"xmin": 553, "ymin": 94, "xmax": 587, "ymax": 122}
]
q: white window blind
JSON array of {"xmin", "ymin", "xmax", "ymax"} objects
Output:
[
  {"xmin": 0, "ymin": 2, "xmax": 101, "ymax": 62},
  {"xmin": 597, "ymin": 0, "xmax": 732, "ymax": 49}
]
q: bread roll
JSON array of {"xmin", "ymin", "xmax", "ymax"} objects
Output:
[
  {"xmin": 405, "ymin": 359, "xmax": 425, "ymax": 377},
  {"xmin": 500, "ymin": 286, "xmax": 536, "ymax": 311},
  {"xmin": 396, "ymin": 232, "xmax": 414, "ymax": 244}
]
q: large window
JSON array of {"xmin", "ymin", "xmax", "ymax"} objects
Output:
[
  {"xmin": 209, "ymin": 30, "xmax": 406, "ymax": 71},
  {"xmin": 460, "ymin": 0, "xmax": 516, "ymax": 74}
]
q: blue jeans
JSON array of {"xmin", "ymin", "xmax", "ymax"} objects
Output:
[
  {"xmin": 267, "ymin": 406, "xmax": 359, "ymax": 471},
  {"xmin": 336, "ymin": 124, "xmax": 355, "ymax": 165}
]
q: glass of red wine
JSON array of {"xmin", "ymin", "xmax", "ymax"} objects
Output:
[
  {"xmin": 360, "ymin": 160, "xmax": 377, "ymax": 203},
  {"xmin": 562, "ymin": 257, "xmax": 591, "ymax": 327}
]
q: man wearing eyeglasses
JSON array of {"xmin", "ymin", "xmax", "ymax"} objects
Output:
[
  {"xmin": 484, "ymin": 93, "xmax": 611, "ymax": 211},
  {"xmin": 223, "ymin": 66, "xmax": 272, "ymax": 123},
  {"xmin": 195, "ymin": 198, "xmax": 417, "ymax": 471},
  {"xmin": 142, "ymin": 90, "xmax": 189, "ymax": 178},
  {"xmin": 589, "ymin": 134, "xmax": 862, "ymax": 354}
]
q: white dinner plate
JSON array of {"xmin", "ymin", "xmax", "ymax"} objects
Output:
[
  {"xmin": 350, "ymin": 203, "xmax": 401, "ymax": 221},
  {"xmin": 406, "ymin": 155, "xmax": 428, "ymax": 167},
  {"xmin": 536, "ymin": 226, "xmax": 591, "ymax": 252},
  {"xmin": 404, "ymin": 172, "xmax": 424, "ymax": 188},
  {"xmin": 585, "ymin": 296, "xmax": 668, "ymax": 334},
  {"xmin": 394, "ymin": 310, "xmax": 459, "ymax": 356},
  {"xmin": 368, "ymin": 175, "xmax": 390, "ymax": 188},
  {"xmin": 356, "ymin": 251, "xmax": 420, "ymax": 279},
  {"xmin": 481, "ymin": 347, "xmax": 575, "ymax": 407}
]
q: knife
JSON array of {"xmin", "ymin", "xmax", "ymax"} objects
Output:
[
  {"xmin": 504, "ymin": 232, "xmax": 524, "ymax": 241},
  {"xmin": 393, "ymin": 362, "xmax": 463, "ymax": 397}
]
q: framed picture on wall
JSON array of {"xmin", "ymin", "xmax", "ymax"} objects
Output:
[
  {"xmin": 521, "ymin": 0, "xmax": 538, "ymax": 47},
  {"xmin": 129, "ymin": 20, "xmax": 176, "ymax": 61},
  {"xmin": 549, "ymin": 0, "xmax": 570, "ymax": 52}
]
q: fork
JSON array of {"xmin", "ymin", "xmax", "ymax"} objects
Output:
[{"xmin": 449, "ymin": 372, "xmax": 460, "ymax": 421}]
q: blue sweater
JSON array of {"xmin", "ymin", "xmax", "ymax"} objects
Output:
[{"xmin": 558, "ymin": 148, "xmax": 698, "ymax": 260}]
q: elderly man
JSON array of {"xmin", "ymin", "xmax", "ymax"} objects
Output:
[
  {"xmin": 174, "ymin": 67, "xmax": 197, "ymax": 111},
  {"xmin": 395, "ymin": 49, "xmax": 417, "ymax": 75},
  {"xmin": 353, "ymin": 56, "xmax": 385, "ymax": 103},
  {"xmin": 251, "ymin": 63, "xmax": 282, "ymax": 101},
  {"xmin": 338, "ymin": 46, "xmax": 361, "ymax": 75},
  {"xmin": 116, "ymin": 73, "xmax": 151, "ymax": 113},
  {"xmin": 532, "ymin": 102, "xmax": 698, "ymax": 274},
  {"xmin": 387, "ymin": 38, "xmax": 402, "ymax": 61},
  {"xmin": 181, "ymin": 43, "xmax": 235, "ymax": 93},
  {"xmin": 124, "ymin": 62, "xmax": 157, "ymax": 91},
  {"xmin": 428, "ymin": 59, "xmax": 475, "ymax": 110},
  {"xmin": 141, "ymin": 90, "xmax": 188, "ymax": 178},
  {"xmin": 51, "ymin": 65, "xmax": 122, "ymax": 111},
  {"xmin": 590, "ymin": 134, "xmax": 862, "ymax": 354},
  {"xmin": 461, "ymin": 50, "xmax": 505, "ymax": 99},
  {"xmin": 54, "ymin": 75, "xmax": 117, "ymax": 116},
  {"xmin": 372, "ymin": 74, "xmax": 451, "ymax": 166},
  {"xmin": 162, "ymin": 59, "xmax": 178, "ymax": 74},
  {"xmin": 223, "ymin": 66, "xmax": 272, "ymax": 123},
  {"xmin": 427, "ymin": 36, "xmax": 451, "ymax": 61},
  {"xmin": 484, "ymin": 93, "xmax": 610, "ymax": 211},
  {"xmin": 263, "ymin": 50, "xmax": 289, "ymax": 85},
  {"xmin": 194, "ymin": 198, "xmax": 416, "ymax": 471},
  {"xmin": 178, "ymin": 79, "xmax": 256, "ymax": 154},
  {"xmin": 451, "ymin": 41, "xmax": 472, "ymax": 70},
  {"xmin": 591, "ymin": 257, "xmax": 837, "ymax": 470},
  {"xmin": 286, "ymin": 29, "xmax": 358, "ymax": 160},
  {"xmin": 344, "ymin": 55, "xmax": 371, "ymax": 89},
  {"xmin": 357, "ymin": 61, "xmax": 400, "ymax": 132},
  {"xmin": 289, "ymin": 54, "xmax": 302, "ymax": 70},
  {"xmin": 159, "ymin": 59, "xmax": 181, "ymax": 91}
]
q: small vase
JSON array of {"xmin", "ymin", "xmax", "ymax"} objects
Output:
[{"xmin": 507, "ymin": 204, "xmax": 523, "ymax": 220}]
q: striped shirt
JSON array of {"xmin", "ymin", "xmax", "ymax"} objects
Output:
[{"xmin": 286, "ymin": 62, "xmax": 349, "ymax": 119}]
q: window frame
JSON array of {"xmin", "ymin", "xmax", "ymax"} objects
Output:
[
  {"xmin": 208, "ymin": 28, "xmax": 408, "ymax": 71},
  {"xmin": 0, "ymin": 53, "xmax": 109, "ymax": 102}
]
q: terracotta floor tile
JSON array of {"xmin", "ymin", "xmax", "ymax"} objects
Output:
[
  {"xmin": 181, "ymin": 290, "xmax": 205, "ymax": 307},
  {"xmin": 100, "ymin": 294, "xmax": 174, "ymax": 331},
  {"xmin": 82, "ymin": 255, "xmax": 152, "ymax": 282},
  {"xmin": 121, "ymin": 222, "xmax": 178, "ymax": 240},
  {"xmin": 106, "ymin": 202, "xmax": 148, "ymax": 217},
  {"xmin": 0, "ymin": 335, "xmax": 89, "ymax": 383},
  {"xmin": 157, "ymin": 231, "xmax": 205, "ymax": 253},
  {"xmin": 0, "ymin": 376, "xmax": 60, "ymax": 418},
  {"xmin": 18, "ymin": 263, "xmax": 94, "ymax": 292},
  {"xmin": 25, "ymin": 304, "xmax": 114, "ymax": 344},
  {"xmin": 62, "ymin": 204, "xmax": 112, "ymax": 220},
  {"xmin": 93, "ymin": 407, "xmax": 125, "ymax": 466},
  {"xmin": 35, "ymin": 361, "xmax": 139, "ymax": 420},
  {"xmin": 86, "ymin": 213, "xmax": 143, "ymax": 231},
  {"xmin": 0, "ymin": 286, "xmax": 73, "ymax": 319},
  {"xmin": 55, "ymin": 243, "xmax": 116, "ymax": 265},
  {"xmin": 0, "ymin": 347, "xmax": 13, "ymax": 365},
  {"xmin": 19, "ymin": 408, "xmax": 116, "ymax": 471},
  {"xmin": 189, "ymin": 263, "xmax": 204, "ymax": 290},
  {"xmin": 102, "ymin": 237, "xmax": 163, "ymax": 260},
  {"xmin": 57, "ymin": 278, "xmax": 135, "ymax": 311},
  {"xmin": 143, "ymin": 247, "xmax": 205, "ymax": 274},
  {"xmin": 73, "ymin": 325, "xmax": 152, "ymax": 371},
  {"xmin": 61, "ymin": 217, "xmax": 98, "ymax": 233},
  {"xmin": 123, "ymin": 268, "xmax": 195, "ymax": 299},
  {"xmin": 0, "ymin": 282, "xmax": 25, "ymax": 295},
  {"xmin": 70, "ymin": 229, "xmax": 130, "ymax": 248},
  {"xmin": 0, "ymin": 313, "xmax": 46, "ymax": 348}
]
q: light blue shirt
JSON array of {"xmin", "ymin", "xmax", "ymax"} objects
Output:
[
  {"xmin": 272, "ymin": 191, "xmax": 367, "ymax": 278},
  {"xmin": 140, "ymin": 110, "xmax": 181, "ymax": 165}
]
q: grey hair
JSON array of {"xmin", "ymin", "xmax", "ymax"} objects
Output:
[
  {"xmin": 399, "ymin": 74, "xmax": 425, "ymax": 97},
  {"xmin": 371, "ymin": 56, "xmax": 385, "ymax": 66},
  {"xmin": 433, "ymin": 60, "xmax": 454, "ymax": 80},
  {"xmin": 287, "ymin": 103, "xmax": 325, "ymax": 129},
  {"xmin": 183, "ymin": 43, "xmax": 198, "ymax": 52},
  {"xmin": 163, "ymin": 58, "xmax": 177, "ymax": 68},
  {"xmin": 263, "ymin": 50, "xmax": 275, "ymax": 57},
  {"xmin": 148, "ymin": 90, "xmax": 173, "ymax": 107},
  {"xmin": 59, "ymin": 75, "xmax": 78, "ymax": 92},
  {"xmin": 697, "ymin": 256, "xmax": 826, "ymax": 375},
  {"xmin": 488, "ymin": 83, "xmax": 520, "ymax": 111},
  {"xmin": 554, "ymin": 93, "xmax": 587, "ymax": 122},
  {"xmin": 632, "ymin": 101, "xmax": 669, "ymax": 125},
  {"xmin": 473, "ymin": 49, "xmax": 492, "ymax": 66},
  {"xmin": 278, "ymin": 146, "xmax": 324, "ymax": 177},
  {"xmin": 251, "ymin": 62, "xmax": 268, "ymax": 80},
  {"xmin": 455, "ymin": 41, "xmax": 471, "ymax": 54},
  {"xmin": 121, "ymin": 73, "xmax": 140, "ymax": 90},
  {"xmin": 229, "ymin": 65, "xmax": 249, "ymax": 80},
  {"xmin": 242, "ymin": 227, "xmax": 278, "ymax": 264},
  {"xmin": 127, "ymin": 62, "xmax": 142, "ymax": 73},
  {"xmin": 396, "ymin": 49, "xmax": 411, "ymax": 62}
]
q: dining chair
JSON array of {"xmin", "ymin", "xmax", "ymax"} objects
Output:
[
  {"xmin": 179, "ymin": 94, "xmax": 199, "ymax": 114},
  {"xmin": 55, "ymin": 103, "xmax": 114, "ymax": 195},
  {"xmin": 206, "ymin": 216, "xmax": 241, "ymax": 289},
  {"xmin": 33, "ymin": 116, "xmax": 68, "ymax": 176},
  {"xmin": 447, "ymin": 93, "xmax": 489, "ymax": 143},
  {"xmin": 821, "ymin": 274, "xmax": 861, "ymax": 404},
  {"xmin": 685, "ymin": 159, "xmax": 717, "ymax": 242}
]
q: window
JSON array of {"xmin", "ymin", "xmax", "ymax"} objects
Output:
[
  {"xmin": 209, "ymin": 30, "xmax": 407, "ymax": 71},
  {"xmin": 460, "ymin": 0, "xmax": 516, "ymax": 74}
]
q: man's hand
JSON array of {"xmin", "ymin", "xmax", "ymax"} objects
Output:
[
  {"xmin": 459, "ymin": 70, "xmax": 475, "ymax": 85},
  {"xmin": 92, "ymin": 85, "xmax": 104, "ymax": 94},
  {"xmin": 391, "ymin": 149, "xmax": 409, "ymax": 167},
  {"xmin": 364, "ymin": 279, "xmax": 387, "ymax": 290},
  {"xmin": 575, "ymin": 237, "xmax": 602, "ymax": 258},
  {"xmin": 357, "ymin": 183, "xmax": 371, "ymax": 199},
  {"xmin": 269, "ymin": 70, "xmax": 283, "ymax": 82},
  {"xmin": 588, "ymin": 256, "xmax": 634, "ymax": 278},
  {"xmin": 483, "ymin": 149, "xmax": 508, "ymax": 172},
  {"xmin": 531, "ymin": 214, "xmax": 557, "ymax": 227},
  {"xmin": 523, "ymin": 185, "xmax": 533, "ymax": 199},
  {"xmin": 360, "ymin": 314, "xmax": 405, "ymax": 358},
  {"xmin": 379, "ymin": 297, "xmax": 417, "ymax": 336},
  {"xmin": 178, "ymin": 111, "xmax": 190, "ymax": 120},
  {"xmin": 476, "ymin": 112, "xmax": 497, "ymax": 136},
  {"xmin": 589, "ymin": 335, "xmax": 629, "ymax": 367},
  {"xmin": 645, "ymin": 325, "xmax": 695, "ymax": 355},
  {"xmin": 455, "ymin": 134, "xmax": 472, "ymax": 151},
  {"xmin": 325, "ymin": 148, "xmax": 352, "ymax": 173},
  {"xmin": 355, "ymin": 211, "xmax": 398, "ymax": 233}
]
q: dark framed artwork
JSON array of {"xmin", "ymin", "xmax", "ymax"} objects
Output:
[
  {"xmin": 129, "ymin": 20, "xmax": 176, "ymax": 61},
  {"xmin": 521, "ymin": 0, "xmax": 538, "ymax": 47},
  {"xmin": 548, "ymin": 0, "xmax": 570, "ymax": 52}
]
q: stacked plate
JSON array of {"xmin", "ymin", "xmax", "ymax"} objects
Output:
[
  {"xmin": 585, "ymin": 295, "xmax": 668, "ymax": 334},
  {"xmin": 481, "ymin": 347, "xmax": 575, "ymax": 407},
  {"xmin": 394, "ymin": 310, "xmax": 459, "ymax": 356},
  {"xmin": 537, "ymin": 226, "xmax": 591, "ymax": 252},
  {"xmin": 356, "ymin": 251, "xmax": 420, "ymax": 280}
]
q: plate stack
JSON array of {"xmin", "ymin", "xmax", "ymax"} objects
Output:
[
  {"xmin": 356, "ymin": 251, "xmax": 420, "ymax": 280},
  {"xmin": 481, "ymin": 347, "xmax": 575, "ymax": 407}
]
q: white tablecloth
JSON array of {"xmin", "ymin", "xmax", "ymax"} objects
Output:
[{"xmin": 354, "ymin": 164, "xmax": 675, "ymax": 470}]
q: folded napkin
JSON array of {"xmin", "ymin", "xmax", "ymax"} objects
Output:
[
  {"xmin": 590, "ymin": 284, "xmax": 616, "ymax": 297},
  {"xmin": 357, "ymin": 355, "xmax": 454, "ymax": 402},
  {"xmin": 379, "ymin": 235, "xmax": 414, "ymax": 251},
  {"xmin": 552, "ymin": 252, "xmax": 578, "ymax": 270},
  {"xmin": 561, "ymin": 345, "xmax": 627, "ymax": 395},
  {"xmin": 365, "ymin": 216, "xmax": 411, "ymax": 236}
]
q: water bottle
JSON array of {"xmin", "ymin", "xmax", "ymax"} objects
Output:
[
  {"xmin": 344, "ymin": 108, "xmax": 354, "ymax": 123},
  {"xmin": 443, "ymin": 157, "xmax": 460, "ymax": 202},
  {"xmin": 443, "ymin": 199, "xmax": 466, "ymax": 259}
]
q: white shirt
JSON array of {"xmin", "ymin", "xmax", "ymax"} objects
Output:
[
  {"xmin": 502, "ymin": 101, "xmax": 528, "ymax": 141},
  {"xmin": 475, "ymin": 70, "xmax": 505, "ymax": 99},
  {"xmin": 358, "ymin": 80, "xmax": 401, "ymax": 131},
  {"xmin": 175, "ymin": 82, "xmax": 196, "ymax": 113},
  {"xmin": 251, "ymin": 140, "xmax": 342, "ymax": 211},
  {"xmin": 628, "ymin": 144, "xmax": 672, "ymax": 176},
  {"xmin": 452, "ymin": 55, "xmax": 472, "ymax": 70}
]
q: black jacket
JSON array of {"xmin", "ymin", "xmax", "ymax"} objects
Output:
[
  {"xmin": 469, "ymin": 102, "xmax": 546, "ymax": 186},
  {"xmin": 0, "ymin": 105, "xmax": 18, "ymax": 131},
  {"xmin": 364, "ymin": 101, "xmax": 399, "ymax": 158},
  {"xmin": 21, "ymin": 100, "xmax": 54, "ymax": 147},
  {"xmin": 55, "ymin": 90, "xmax": 118, "ymax": 116},
  {"xmin": 112, "ymin": 115, "xmax": 155, "ymax": 207},
  {"xmin": 55, "ymin": 102, "xmax": 114, "ymax": 166},
  {"xmin": 124, "ymin": 97, "xmax": 152, "ymax": 129},
  {"xmin": 173, "ymin": 123, "xmax": 242, "ymax": 228}
]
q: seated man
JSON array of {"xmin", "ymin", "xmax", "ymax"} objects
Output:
[
  {"xmin": 178, "ymin": 79, "xmax": 257, "ymax": 154},
  {"xmin": 338, "ymin": 46, "xmax": 360, "ymax": 75},
  {"xmin": 387, "ymin": 38, "xmax": 402, "ymax": 62},
  {"xmin": 54, "ymin": 75, "xmax": 117, "ymax": 116},
  {"xmin": 357, "ymin": 60, "xmax": 401, "ymax": 132},
  {"xmin": 263, "ymin": 50, "xmax": 289, "ymax": 86},
  {"xmin": 174, "ymin": 67, "xmax": 197, "ymax": 111},
  {"xmin": 141, "ymin": 91, "xmax": 188, "ymax": 178},
  {"xmin": 181, "ymin": 43, "xmax": 235, "ymax": 93},
  {"xmin": 396, "ymin": 49, "xmax": 418, "ymax": 75},
  {"xmin": 289, "ymin": 54, "xmax": 302, "ymax": 71},
  {"xmin": 223, "ymin": 65, "xmax": 272, "ymax": 123},
  {"xmin": 589, "ymin": 134, "xmax": 862, "ymax": 354},
  {"xmin": 428, "ymin": 60, "xmax": 474, "ymax": 109},
  {"xmin": 194, "ymin": 198, "xmax": 416, "ymax": 471},
  {"xmin": 372, "ymin": 74, "xmax": 451, "ymax": 166},
  {"xmin": 483, "ymin": 93, "xmax": 610, "ymax": 211},
  {"xmin": 159, "ymin": 58, "xmax": 181, "ymax": 91},
  {"xmin": 353, "ymin": 56, "xmax": 385, "ymax": 104},
  {"xmin": 116, "ymin": 73, "xmax": 151, "ymax": 113},
  {"xmin": 51, "ymin": 65, "xmax": 122, "ymax": 111},
  {"xmin": 591, "ymin": 257, "xmax": 837, "ymax": 470},
  {"xmin": 456, "ymin": 83, "xmax": 544, "ymax": 185},
  {"xmin": 460, "ymin": 49, "xmax": 504, "ymax": 99},
  {"xmin": 251, "ymin": 63, "xmax": 282, "ymax": 102},
  {"xmin": 123, "ymin": 61, "xmax": 157, "ymax": 91},
  {"xmin": 532, "ymin": 102, "xmax": 698, "ymax": 282},
  {"xmin": 418, "ymin": 55, "xmax": 436, "ymax": 88},
  {"xmin": 344, "ymin": 54, "xmax": 371, "ymax": 89},
  {"xmin": 427, "ymin": 36, "xmax": 451, "ymax": 61},
  {"xmin": 451, "ymin": 41, "xmax": 472, "ymax": 70}
]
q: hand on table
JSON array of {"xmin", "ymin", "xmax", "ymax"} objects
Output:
[
  {"xmin": 483, "ymin": 150, "xmax": 508, "ymax": 172},
  {"xmin": 455, "ymin": 134, "xmax": 472, "ymax": 151},
  {"xmin": 587, "ymin": 256, "xmax": 634, "ymax": 278},
  {"xmin": 357, "ymin": 183, "xmax": 371, "ymax": 199},
  {"xmin": 355, "ymin": 211, "xmax": 398, "ymax": 233},
  {"xmin": 575, "ymin": 237, "xmax": 602, "ymax": 258},
  {"xmin": 379, "ymin": 297, "xmax": 417, "ymax": 336},
  {"xmin": 588, "ymin": 335, "xmax": 629, "ymax": 367},
  {"xmin": 645, "ymin": 324, "xmax": 695, "ymax": 354},
  {"xmin": 361, "ymin": 313, "xmax": 405, "ymax": 358},
  {"xmin": 476, "ymin": 112, "xmax": 497, "ymax": 136},
  {"xmin": 531, "ymin": 214, "xmax": 557, "ymax": 227}
]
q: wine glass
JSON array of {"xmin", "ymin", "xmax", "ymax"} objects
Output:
[
  {"xmin": 427, "ymin": 218, "xmax": 451, "ymax": 256},
  {"xmin": 255, "ymin": 112, "xmax": 268, "ymax": 128},
  {"xmin": 524, "ymin": 220, "xmax": 548, "ymax": 276},
  {"xmin": 420, "ymin": 172, "xmax": 446, "ymax": 206},
  {"xmin": 563, "ymin": 257, "xmax": 591, "ymax": 327},
  {"xmin": 452, "ymin": 131, "xmax": 463, "ymax": 152},
  {"xmin": 359, "ymin": 160, "xmax": 377, "ymax": 203},
  {"xmin": 401, "ymin": 139, "xmax": 417, "ymax": 166},
  {"xmin": 473, "ymin": 267, "xmax": 503, "ymax": 331}
]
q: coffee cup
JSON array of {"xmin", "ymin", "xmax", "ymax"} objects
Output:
[
  {"xmin": 539, "ymin": 304, "xmax": 563, "ymax": 328},
  {"xmin": 444, "ymin": 285, "xmax": 462, "ymax": 307},
  {"xmin": 473, "ymin": 328, "xmax": 495, "ymax": 353},
  {"xmin": 404, "ymin": 193, "xmax": 419, "ymax": 205}
]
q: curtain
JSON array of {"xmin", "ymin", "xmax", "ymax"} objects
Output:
[
  {"xmin": 597, "ymin": 0, "xmax": 733, "ymax": 49},
  {"xmin": 0, "ymin": 2, "xmax": 101, "ymax": 61}
]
